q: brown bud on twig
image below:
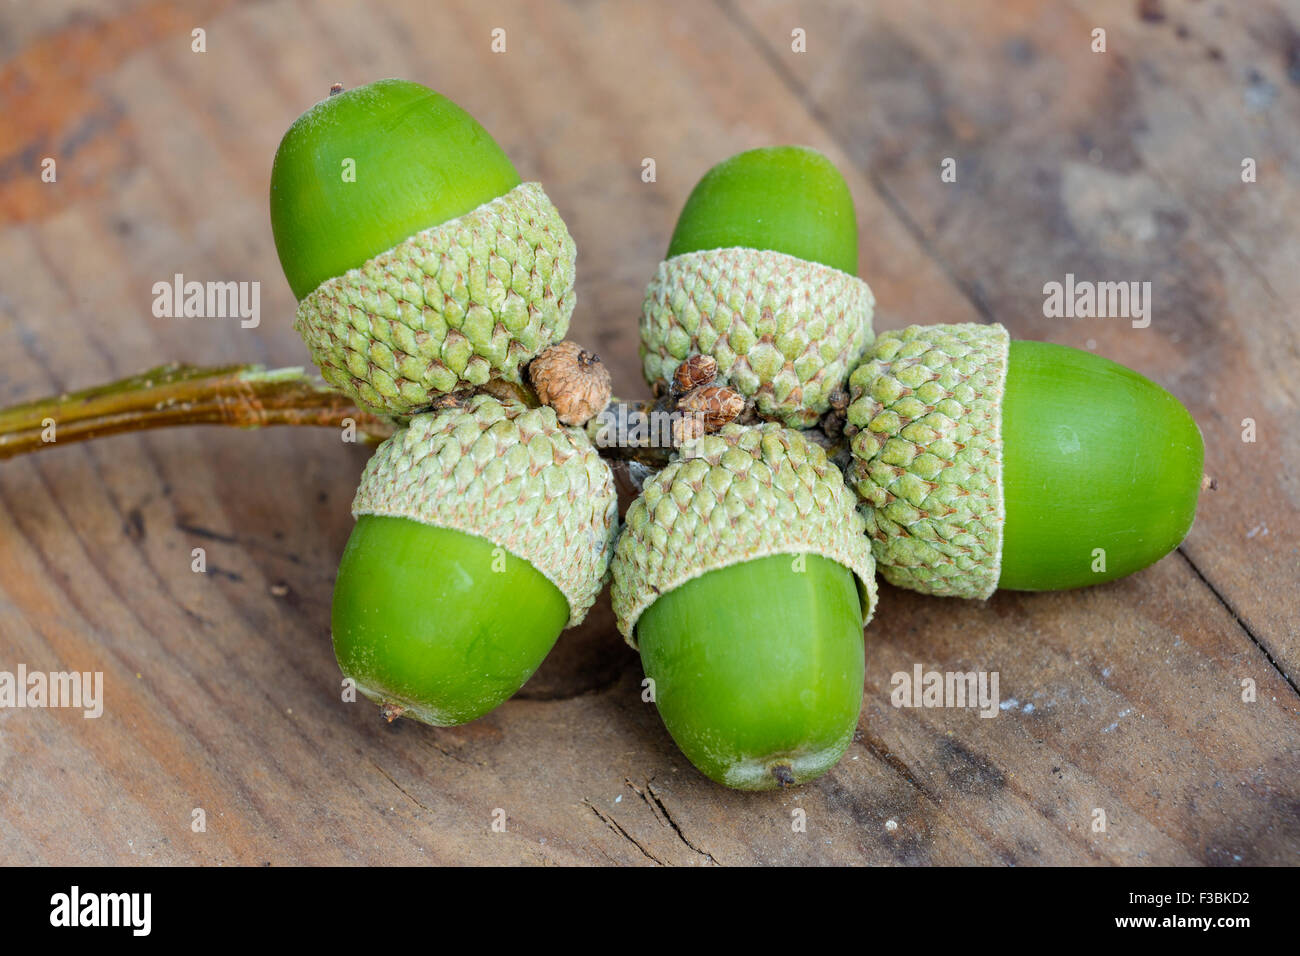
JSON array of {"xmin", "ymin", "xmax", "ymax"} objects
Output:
[
  {"xmin": 821, "ymin": 387, "xmax": 850, "ymax": 440},
  {"xmin": 671, "ymin": 354, "xmax": 718, "ymax": 395},
  {"xmin": 528, "ymin": 341, "xmax": 613, "ymax": 426},
  {"xmin": 676, "ymin": 384, "xmax": 744, "ymax": 431}
]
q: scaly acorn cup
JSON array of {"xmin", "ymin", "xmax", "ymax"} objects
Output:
[
  {"xmin": 271, "ymin": 78, "xmax": 576, "ymax": 415},
  {"xmin": 844, "ymin": 323, "xmax": 1204, "ymax": 598},
  {"xmin": 640, "ymin": 146, "xmax": 876, "ymax": 428},
  {"xmin": 332, "ymin": 394, "xmax": 618, "ymax": 726},
  {"xmin": 611, "ymin": 424, "xmax": 878, "ymax": 790}
]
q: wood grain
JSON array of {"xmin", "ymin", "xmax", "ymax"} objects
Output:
[{"xmin": 0, "ymin": 0, "xmax": 1296, "ymax": 865}]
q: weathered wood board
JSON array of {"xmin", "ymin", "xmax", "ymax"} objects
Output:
[{"xmin": 0, "ymin": 0, "xmax": 1296, "ymax": 865}]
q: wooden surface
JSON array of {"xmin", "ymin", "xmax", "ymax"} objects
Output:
[{"xmin": 1, "ymin": 0, "xmax": 1297, "ymax": 865}]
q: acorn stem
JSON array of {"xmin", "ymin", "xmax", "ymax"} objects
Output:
[
  {"xmin": 0, "ymin": 363, "xmax": 395, "ymax": 460},
  {"xmin": 0, "ymin": 364, "xmax": 845, "ymax": 466}
]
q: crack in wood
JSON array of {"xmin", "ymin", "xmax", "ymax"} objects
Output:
[
  {"xmin": 368, "ymin": 758, "xmax": 436, "ymax": 817},
  {"xmin": 581, "ymin": 798, "xmax": 665, "ymax": 865},
  {"xmin": 857, "ymin": 727, "xmax": 940, "ymax": 804},
  {"xmin": 626, "ymin": 777, "xmax": 720, "ymax": 865},
  {"xmin": 175, "ymin": 521, "xmax": 240, "ymax": 544},
  {"xmin": 1177, "ymin": 547, "xmax": 1300, "ymax": 698}
]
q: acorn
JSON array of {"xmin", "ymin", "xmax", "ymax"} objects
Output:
[
  {"xmin": 270, "ymin": 78, "xmax": 576, "ymax": 415},
  {"xmin": 610, "ymin": 424, "xmax": 878, "ymax": 789},
  {"xmin": 332, "ymin": 394, "xmax": 618, "ymax": 725},
  {"xmin": 844, "ymin": 323, "xmax": 1204, "ymax": 597},
  {"xmin": 639, "ymin": 146, "xmax": 876, "ymax": 428}
]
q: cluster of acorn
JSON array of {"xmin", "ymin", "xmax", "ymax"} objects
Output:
[{"xmin": 270, "ymin": 79, "xmax": 1203, "ymax": 790}]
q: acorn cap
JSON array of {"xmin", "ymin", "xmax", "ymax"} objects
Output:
[
  {"xmin": 845, "ymin": 322, "xmax": 1009, "ymax": 599},
  {"xmin": 610, "ymin": 422, "xmax": 879, "ymax": 645},
  {"xmin": 641, "ymin": 146, "xmax": 873, "ymax": 428},
  {"xmin": 640, "ymin": 247, "xmax": 875, "ymax": 428},
  {"xmin": 295, "ymin": 182, "xmax": 576, "ymax": 415},
  {"xmin": 351, "ymin": 394, "xmax": 617, "ymax": 626}
]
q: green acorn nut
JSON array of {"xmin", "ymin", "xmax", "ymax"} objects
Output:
[
  {"xmin": 640, "ymin": 146, "xmax": 875, "ymax": 428},
  {"xmin": 845, "ymin": 323, "xmax": 1205, "ymax": 597},
  {"xmin": 270, "ymin": 78, "xmax": 577, "ymax": 415},
  {"xmin": 611, "ymin": 424, "xmax": 878, "ymax": 790},
  {"xmin": 333, "ymin": 394, "xmax": 618, "ymax": 725}
]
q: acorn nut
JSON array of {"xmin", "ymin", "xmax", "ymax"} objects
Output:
[
  {"xmin": 640, "ymin": 146, "xmax": 875, "ymax": 427},
  {"xmin": 611, "ymin": 424, "xmax": 878, "ymax": 790},
  {"xmin": 332, "ymin": 394, "xmax": 618, "ymax": 726},
  {"xmin": 270, "ymin": 78, "xmax": 577, "ymax": 415},
  {"xmin": 845, "ymin": 323, "xmax": 1204, "ymax": 597}
]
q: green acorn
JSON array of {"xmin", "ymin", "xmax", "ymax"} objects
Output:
[
  {"xmin": 639, "ymin": 146, "xmax": 875, "ymax": 428},
  {"xmin": 611, "ymin": 424, "xmax": 878, "ymax": 790},
  {"xmin": 270, "ymin": 78, "xmax": 576, "ymax": 415},
  {"xmin": 333, "ymin": 394, "xmax": 618, "ymax": 725},
  {"xmin": 845, "ymin": 323, "xmax": 1204, "ymax": 597}
]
